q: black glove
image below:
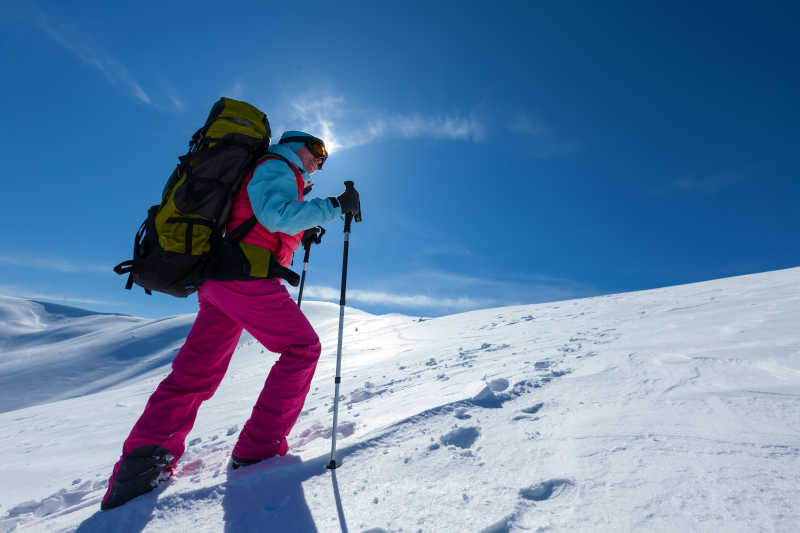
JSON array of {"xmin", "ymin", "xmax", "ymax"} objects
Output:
[
  {"xmin": 301, "ymin": 226, "xmax": 325, "ymax": 248},
  {"xmin": 333, "ymin": 186, "xmax": 360, "ymax": 217}
]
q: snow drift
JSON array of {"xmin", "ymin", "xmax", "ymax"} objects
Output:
[{"xmin": 1, "ymin": 268, "xmax": 799, "ymax": 532}]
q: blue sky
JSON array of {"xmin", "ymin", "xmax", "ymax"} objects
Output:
[{"xmin": 0, "ymin": 1, "xmax": 797, "ymax": 319}]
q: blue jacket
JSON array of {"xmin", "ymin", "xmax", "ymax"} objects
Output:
[{"xmin": 246, "ymin": 143, "xmax": 341, "ymax": 235}]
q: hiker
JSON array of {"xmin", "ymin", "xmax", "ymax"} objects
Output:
[{"xmin": 101, "ymin": 130, "xmax": 362, "ymax": 510}]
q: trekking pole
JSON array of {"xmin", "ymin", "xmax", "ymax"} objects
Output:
[
  {"xmin": 328, "ymin": 181, "xmax": 361, "ymax": 470},
  {"xmin": 297, "ymin": 227, "xmax": 325, "ymax": 308}
]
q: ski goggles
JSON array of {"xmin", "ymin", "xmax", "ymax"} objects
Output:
[{"xmin": 279, "ymin": 136, "xmax": 328, "ymax": 169}]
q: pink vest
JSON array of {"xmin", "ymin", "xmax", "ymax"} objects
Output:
[{"xmin": 227, "ymin": 155, "xmax": 305, "ymax": 267}]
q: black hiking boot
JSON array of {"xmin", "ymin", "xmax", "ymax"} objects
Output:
[
  {"xmin": 101, "ymin": 445, "xmax": 174, "ymax": 510},
  {"xmin": 231, "ymin": 454, "xmax": 262, "ymax": 470},
  {"xmin": 231, "ymin": 437, "xmax": 289, "ymax": 469}
]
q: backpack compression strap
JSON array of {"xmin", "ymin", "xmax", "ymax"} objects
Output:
[{"xmin": 113, "ymin": 218, "xmax": 152, "ymax": 294}]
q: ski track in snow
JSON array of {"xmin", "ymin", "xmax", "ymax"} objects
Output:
[{"xmin": 1, "ymin": 268, "xmax": 800, "ymax": 532}]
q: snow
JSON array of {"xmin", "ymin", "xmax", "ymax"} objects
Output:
[
  {"xmin": 0, "ymin": 296, "xmax": 195, "ymax": 413},
  {"xmin": 1, "ymin": 267, "xmax": 799, "ymax": 532}
]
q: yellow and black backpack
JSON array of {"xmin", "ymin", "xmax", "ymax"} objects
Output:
[{"xmin": 114, "ymin": 97, "xmax": 298, "ymax": 298}]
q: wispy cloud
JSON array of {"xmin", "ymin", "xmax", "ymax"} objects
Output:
[
  {"xmin": 0, "ymin": 285, "xmax": 115, "ymax": 308},
  {"xmin": 19, "ymin": 6, "xmax": 151, "ymax": 105},
  {"xmin": 288, "ymin": 96, "xmax": 344, "ymax": 150},
  {"xmin": 416, "ymin": 269, "xmax": 597, "ymax": 304},
  {"xmin": 167, "ymin": 91, "xmax": 185, "ymax": 112},
  {"xmin": 292, "ymin": 267, "xmax": 597, "ymax": 315},
  {"xmin": 508, "ymin": 114, "xmax": 551, "ymax": 137},
  {"xmin": 418, "ymin": 241, "xmax": 474, "ymax": 259},
  {"xmin": 672, "ymin": 173, "xmax": 745, "ymax": 194},
  {"xmin": 295, "ymin": 285, "xmax": 495, "ymax": 311},
  {"xmin": 287, "ymin": 95, "xmax": 485, "ymax": 153},
  {"xmin": 227, "ymin": 81, "xmax": 246, "ymax": 100},
  {"xmin": 506, "ymin": 113, "xmax": 580, "ymax": 157},
  {"xmin": 284, "ymin": 95, "xmax": 575, "ymax": 158},
  {"xmin": 0, "ymin": 253, "xmax": 109, "ymax": 274},
  {"xmin": 368, "ymin": 114, "xmax": 485, "ymax": 143}
]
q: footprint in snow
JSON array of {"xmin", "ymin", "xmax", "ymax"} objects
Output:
[
  {"xmin": 4, "ymin": 479, "xmax": 108, "ymax": 520},
  {"xmin": 454, "ymin": 408, "xmax": 472, "ymax": 420},
  {"xmin": 559, "ymin": 343, "xmax": 581, "ymax": 353},
  {"xmin": 458, "ymin": 343, "xmax": 509, "ymax": 362},
  {"xmin": 487, "ymin": 378, "xmax": 509, "ymax": 391},
  {"xmin": 471, "ymin": 378, "xmax": 545, "ymax": 408},
  {"xmin": 521, "ymin": 402, "xmax": 543, "ymax": 414},
  {"xmin": 513, "ymin": 403, "xmax": 544, "ymax": 422},
  {"xmin": 177, "ymin": 458, "xmax": 204, "ymax": 478},
  {"xmin": 440, "ymin": 427, "xmax": 480, "ymax": 449},
  {"xmin": 485, "ymin": 343, "xmax": 511, "ymax": 352},
  {"xmin": 520, "ymin": 479, "xmax": 574, "ymax": 501},
  {"xmin": 295, "ymin": 421, "xmax": 357, "ymax": 447},
  {"xmin": 593, "ymin": 328, "xmax": 620, "ymax": 345},
  {"xmin": 348, "ymin": 382, "xmax": 387, "ymax": 404},
  {"xmin": 471, "ymin": 379, "xmax": 511, "ymax": 408}
]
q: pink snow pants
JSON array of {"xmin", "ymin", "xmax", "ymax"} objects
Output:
[{"xmin": 115, "ymin": 278, "xmax": 321, "ymax": 466}]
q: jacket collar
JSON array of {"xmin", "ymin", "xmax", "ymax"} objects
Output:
[{"xmin": 268, "ymin": 144, "xmax": 309, "ymax": 182}]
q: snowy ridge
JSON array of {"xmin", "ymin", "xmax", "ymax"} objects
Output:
[
  {"xmin": 1, "ymin": 268, "xmax": 799, "ymax": 532},
  {"xmin": 0, "ymin": 295, "xmax": 196, "ymax": 413}
]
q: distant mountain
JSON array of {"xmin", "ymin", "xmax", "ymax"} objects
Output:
[{"xmin": 0, "ymin": 295, "xmax": 195, "ymax": 413}]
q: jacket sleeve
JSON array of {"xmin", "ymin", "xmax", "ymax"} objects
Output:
[{"xmin": 246, "ymin": 159, "xmax": 341, "ymax": 235}]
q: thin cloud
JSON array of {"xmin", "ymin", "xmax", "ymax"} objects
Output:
[
  {"xmin": 291, "ymin": 96, "xmax": 345, "ymax": 116},
  {"xmin": 294, "ymin": 267, "xmax": 596, "ymax": 313},
  {"xmin": 0, "ymin": 253, "xmax": 109, "ymax": 274},
  {"xmin": 227, "ymin": 81, "xmax": 246, "ymax": 99},
  {"xmin": 296, "ymin": 285, "xmax": 494, "ymax": 311},
  {"xmin": 0, "ymin": 286, "xmax": 115, "ymax": 308},
  {"xmin": 415, "ymin": 268, "xmax": 597, "ymax": 304},
  {"xmin": 506, "ymin": 113, "xmax": 580, "ymax": 157},
  {"xmin": 508, "ymin": 114, "xmax": 550, "ymax": 137},
  {"xmin": 288, "ymin": 95, "xmax": 485, "ymax": 152},
  {"xmin": 167, "ymin": 91, "xmax": 185, "ymax": 112},
  {"xmin": 23, "ymin": 6, "xmax": 151, "ymax": 104},
  {"xmin": 293, "ymin": 269, "xmax": 596, "ymax": 314},
  {"xmin": 672, "ymin": 174, "xmax": 745, "ymax": 194},
  {"xmin": 419, "ymin": 241, "xmax": 474, "ymax": 259},
  {"xmin": 375, "ymin": 114, "xmax": 485, "ymax": 142}
]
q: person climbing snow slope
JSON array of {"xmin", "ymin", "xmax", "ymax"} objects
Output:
[{"xmin": 102, "ymin": 130, "xmax": 361, "ymax": 510}]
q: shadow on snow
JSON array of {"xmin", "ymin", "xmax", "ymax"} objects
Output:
[{"xmin": 74, "ymin": 451, "xmax": 355, "ymax": 533}]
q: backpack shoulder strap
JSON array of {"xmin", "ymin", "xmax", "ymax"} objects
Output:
[
  {"xmin": 253, "ymin": 152, "xmax": 294, "ymax": 170},
  {"xmin": 226, "ymin": 153, "xmax": 296, "ymax": 243}
]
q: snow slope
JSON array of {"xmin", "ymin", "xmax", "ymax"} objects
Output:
[
  {"xmin": 1, "ymin": 267, "xmax": 799, "ymax": 532},
  {"xmin": 0, "ymin": 296, "xmax": 194, "ymax": 413}
]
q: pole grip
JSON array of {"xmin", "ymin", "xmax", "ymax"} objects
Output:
[{"xmin": 343, "ymin": 181, "xmax": 362, "ymax": 223}]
